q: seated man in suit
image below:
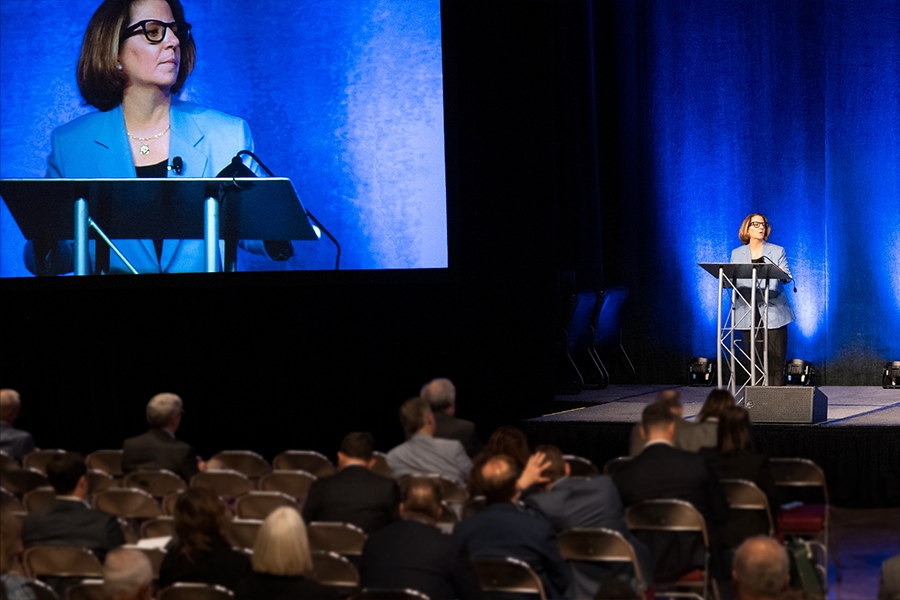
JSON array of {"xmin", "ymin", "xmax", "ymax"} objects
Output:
[
  {"xmin": 613, "ymin": 402, "xmax": 729, "ymax": 583},
  {"xmin": 302, "ymin": 432, "xmax": 400, "ymax": 534},
  {"xmin": 104, "ymin": 548, "xmax": 153, "ymax": 600},
  {"xmin": 453, "ymin": 455, "xmax": 571, "ymax": 599},
  {"xmin": 360, "ymin": 476, "xmax": 482, "ymax": 599},
  {"xmin": 732, "ymin": 537, "xmax": 789, "ymax": 600},
  {"xmin": 525, "ymin": 444, "xmax": 653, "ymax": 598},
  {"xmin": 22, "ymin": 453, "xmax": 126, "ymax": 561},
  {"xmin": 420, "ymin": 378, "xmax": 484, "ymax": 457},
  {"xmin": 122, "ymin": 393, "xmax": 206, "ymax": 483},
  {"xmin": 629, "ymin": 389, "xmax": 701, "ymax": 456},
  {"xmin": 386, "ymin": 397, "xmax": 472, "ymax": 485},
  {"xmin": 0, "ymin": 389, "xmax": 35, "ymax": 461}
]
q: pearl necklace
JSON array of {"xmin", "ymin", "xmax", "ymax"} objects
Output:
[{"xmin": 127, "ymin": 123, "xmax": 171, "ymax": 155}]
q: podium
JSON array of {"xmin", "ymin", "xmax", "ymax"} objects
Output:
[
  {"xmin": 0, "ymin": 177, "xmax": 318, "ymax": 275},
  {"xmin": 699, "ymin": 262, "xmax": 791, "ymax": 399}
]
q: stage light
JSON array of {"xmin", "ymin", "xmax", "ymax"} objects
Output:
[
  {"xmin": 689, "ymin": 357, "xmax": 716, "ymax": 387},
  {"xmin": 784, "ymin": 359, "xmax": 815, "ymax": 386},
  {"xmin": 883, "ymin": 361, "xmax": 900, "ymax": 389}
]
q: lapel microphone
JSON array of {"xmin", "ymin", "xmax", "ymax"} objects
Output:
[{"xmin": 168, "ymin": 156, "xmax": 183, "ymax": 174}]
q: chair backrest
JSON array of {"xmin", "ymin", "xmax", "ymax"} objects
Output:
[
  {"xmin": 471, "ymin": 556, "xmax": 546, "ymax": 599},
  {"xmin": 23, "ymin": 487, "xmax": 57, "ymax": 514},
  {"xmin": 84, "ymin": 450, "xmax": 123, "ymax": 477},
  {"xmin": 207, "ymin": 451, "xmax": 271, "ymax": 479},
  {"xmin": 0, "ymin": 450, "xmax": 19, "ymax": 471},
  {"xmin": 351, "ymin": 590, "xmax": 432, "ymax": 600},
  {"xmin": 0, "ymin": 485, "xmax": 24, "ymax": 511},
  {"xmin": 563, "ymin": 455, "xmax": 599, "ymax": 477},
  {"xmin": 462, "ymin": 495, "xmax": 486, "ymax": 519},
  {"xmin": 64, "ymin": 579, "xmax": 105, "ymax": 600},
  {"xmin": 437, "ymin": 500, "xmax": 459, "ymax": 528},
  {"xmin": 370, "ymin": 452, "xmax": 393, "ymax": 478},
  {"xmin": 85, "ymin": 469, "xmax": 118, "ymax": 494},
  {"xmin": 22, "ymin": 450, "xmax": 79, "ymax": 475},
  {"xmin": 307, "ymin": 521, "xmax": 368, "ymax": 556},
  {"xmin": 27, "ymin": 577, "xmax": 61, "ymax": 600},
  {"xmin": 625, "ymin": 499, "xmax": 708, "ymax": 546},
  {"xmin": 228, "ymin": 518, "xmax": 263, "ymax": 550},
  {"xmin": 121, "ymin": 545, "xmax": 166, "ymax": 580},
  {"xmin": 272, "ymin": 451, "xmax": 335, "ymax": 477},
  {"xmin": 258, "ymin": 470, "xmax": 317, "ymax": 500},
  {"xmin": 139, "ymin": 515, "xmax": 176, "ymax": 539},
  {"xmin": 234, "ymin": 491, "xmax": 298, "ymax": 520},
  {"xmin": 426, "ymin": 474, "xmax": 468, "ymax": 504},
  {"xmin": 769, "ymin": 458, "xmax": 829, "ymax": 503},
  {"xmin": 592, "ymin": 287, "xmax": 629, "ymax": 348},
  {"xmin": 157, "ymin": 583, "xmax": 235, "ymax": 600},
  {"xmin": 557, "ymin": 527, "xmax": 646, "ymax": 587},
  {"xmin": 92, "ymin": 488, "xmax": 162, "ymax": 518},
  {"xmin": 190, "ymin": 470, "xmax": 254, "ymax": 499},
  {"xmin": 23, "ymin": 546, "xmax": 104, "ymax": 579},
  {"xmin": 0, "ymin": 468, "xmax": 50, "ymax": 496},
  {"xmin": 567, "ymin": 291, "xmax": 599, "ymax": 352},
  {"xmin": 123, "ymin": 470, "xmax": 187, "ymax": 498},
  {"xmin": 720, "ymin": 478, "xmax": 774, "ymax": 536},
  {"xmin": 603, "ymin": 456, "xmax": 632, "ymax": 476},
  {"xmin": 162, "ymin": 490, "xmax": 184, "ymax": 516},
  {"xmin": 311, "ymin": 549, "xmax": 360, "ymax": 588}
]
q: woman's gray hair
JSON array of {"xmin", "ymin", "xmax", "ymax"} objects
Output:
[
  {"xmin": 146, "ymin": 393, "xmax": 183, "ymax": 428},
  {"xmin": 103, "ymin": 548, "xmax": 152, "ymax": 600}
]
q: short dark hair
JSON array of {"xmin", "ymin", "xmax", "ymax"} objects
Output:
[
  {"xmin": 534, "ymin": 444, "xmax": 566, "ymax": 482},
  {"xmin": 399, "ymin": 397, "xmax": 431, "ymax": 437},
  {"xmin": 46, "ymin": 453, "xmax": 87, "ymax": 495},
  {"xmin": 77, "ymin": 0, "xmax": 196, "ymax": 111},
  {"xmin": 480, "ymin": 455, "xmax": 519, "ymax": 505},
  {"xmin": 340, "ymin": 432, "xmax": 375, "ymax": 461},
  {"xmin": 641, "ymin": 402, "xmax": 675, "ymax": 432},
  {"xmin": 716, "ymin": 405, "xmax": 755, "ymax": 454},
  {"xmin": 697, "ymin": 389, "xmax": 735, "ymax": 423},
  {"xmin": 400, "ymin": 477, "xmax": 442, "ymax": 520}
]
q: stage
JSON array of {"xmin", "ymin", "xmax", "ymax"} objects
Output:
[{"xmin": 521, "ymin": 386, "xmax": 900, "ymax": 507}]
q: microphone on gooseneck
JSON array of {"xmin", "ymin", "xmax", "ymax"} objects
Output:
[
  {"xmin": 168, "ymin": 156, "xmax": 183, "ymax": 174},
  {"xmin": 760, "ymin": 255, "xmax": 797, "ymax": 292}
]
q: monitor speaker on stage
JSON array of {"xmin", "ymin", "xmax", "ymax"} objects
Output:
[{"xmin": 745, "ymin": 387, "xmax": 827, "ymax": 424}]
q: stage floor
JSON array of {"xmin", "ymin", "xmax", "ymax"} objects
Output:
[{"xmin": 538, "ymin": 385, "xmax": 900, "ymax": 427}]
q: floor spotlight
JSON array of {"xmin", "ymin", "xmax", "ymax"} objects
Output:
[
  {"xmin": 689, "ymin": 357, "xmax": 716, "ymax": 387},
  {"xmin": 883, "ymin": 361, "xmax": 900, "ymax": 389},
  {"xmin": 784, "ymin": 359, "xmax": 815, "ymax": 386}
]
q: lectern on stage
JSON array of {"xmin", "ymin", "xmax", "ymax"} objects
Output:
[
  {"xmin": 0, "ymin": 177, "xmax": 318, "ymax": 275},
  {"xmin": 699, "ymin": 262, "xmax": 792, "ymax": 400}
]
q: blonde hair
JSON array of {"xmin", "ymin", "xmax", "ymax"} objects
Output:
[
  {"xmin": 738, "ymin": 213, "xmax": 770, "ymax": 244},
  {"xmin": 252, "ymin": 507, "xmax": 312, "ymax": 576}
]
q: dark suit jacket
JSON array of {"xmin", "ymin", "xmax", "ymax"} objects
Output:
[
  {"xmin": 526, "ymin": 476, "xmax": 654, "ymax": 594},
  {"xmin": 434, "ymin": 413, "xmax": 483, "ymax": 458},
  {"xmin": 453, "ymin": 502, "xmax": 571, "ymax": 599},
  {"xmin": 699, "ymin": 448, "xmax": 780, "ymax": 548},
  {"xmin": 0, "ymin": 421, "xmax": 35, "ymax": 461},
  {"xmin": 360, "ymin": 518, "xmax": 482, "ymax": 600},
  {"xmin": 158, "ymin": 539, "xmax": 252, "ymax": 591},
  {"xmin": 612, "ymin": 442, "xmax": 729, "ymax": 582},
  {"xmin": 21, "ymin": 499, "xmax": 125, "ymax": 561},
  {"xmin": 234, "ymin": 572, "xmax": 339, "ymax": 600},
  {"xmin": 122, "ymin": 428, "xmax": 200, "ymax": 483},
  {"xmin": 301, "ymin": 465, "xmax": 400, "ymax": 534}
]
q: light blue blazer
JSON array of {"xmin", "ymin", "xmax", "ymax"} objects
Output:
[
  {"xmin": 729, "ymin": 242, "xmax": 795, "ymax": 329},
  {"xmin": 37, "ymin": 99, "xmax": 260, "ymax": 274}
]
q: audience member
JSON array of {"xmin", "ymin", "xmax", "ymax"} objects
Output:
[
  {"xmin": 360, "ymin": 477, "xmax": 482, "ymax": 599},
  {"xmin": 700, "ymin": 405, "xmax": 780, "ymax": 548},
  {"xmin": 732, "ymin": 536, "xmax": 789, "ymax": 600},
  {"xmin": 0, "ymin": 389, "xmax": 35, "ymax": 461},
  {"xmin": 525, "ymin": 444, "xmax": 652, "ymax": 597},
  {"xmin": 680, "ymin": 388, "xmax": 736, "ymax": 452},
  {"xmin": 629, "ymin": 390, "xmax": 687, "ymax": 456},
  {"xmin": 103, "ymin": 548, "xmax": 153, "ymax": 600},
  {"xmin": 158, "ymin": 487, "xmax": 251, "ymax": 591},
  {"xmin": 1, "ymin": 509, "xmax": 37, "ymax": 600},
  {"xmin": 453, "ymin": 455, "xmax": 571, "ymax": 599},
  {"xmin": 612, "ymin": 402, "xmax": 729, "ymax": 582},
  {"xmin": 421, "ymin": 378, "xmax": 484, "ymax": 457},
  {"xmin": 122, "ymin": 393, "xmax": 206, "ymax": 483},
  {"xmin": 234, "ymin": 507, "xmax": 338, "ymax": 600},
  {"xmin": 21, "ymin": 453, "xmax": 125, "ymax": 562},
  {"xmin": 881, "ymin": 554, "xmax": 900, "ymax": 600},
  {"xmin": 386, "ymin": 397, "xmax": 472, "ymax": 484},
  {"xmin": 302, "ymin": 432, "xmax": 400, "ymax": 534},
  {"xmin": 467, "ymin": 425, "xmax": 534, "ymax": 497}
]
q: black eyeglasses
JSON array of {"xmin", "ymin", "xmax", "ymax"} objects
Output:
[
  {"xmin": 749, "ymin": 221, "xmax": 767, "ymax": 229},
  {"xmin": 122, "ymin": 19, "xmax": 191, "ymax": 44}
]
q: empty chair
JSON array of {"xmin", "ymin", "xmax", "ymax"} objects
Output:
[
  {"xmin": 162, "ymin": 490, "xmax": 183, "ymax": 516},
  {"xmin": 311, "ymin": 549, "xmax": 360, "ymax": 593},
  {"xmin": 190, "ymin": 470, "xmax": 254, "ymax": 499},
  {"xmin": 370, "ymin": 452, "xmax": 393, "ymax": 478},
  {"xmin": 258, "ymin": 470, "xmax": 317, "ymax": 501},
  {"xmin": 84, "ymin": 450, "xmax": 123, "ymax": 478},
  {"xmin": 471, "ymin": 556, "xmax": 546, "ymax": 599},
  {"xmin": 207, "ymin": 451, "xmax": 271, "ymax": 480},
  {"xmin": 228, "ymin": 519, "xmax": 263, "ymax": 551},
  {"xmin": 273, "ymin": 450, "xmax": 335, "ymax": 477},
  {"xmin": 603, "ymin": 456, "xmax": 632, "ymax": 476},
  {"xmin": 557, "ymin": 527, "xmax": 647, "ymax": 599},
  {"xmin": 23, "ymin": 487, "xmax": 56, "ymax": 514},
  {"xmin": 0, "ymin": 450, "xmax": 19, "ymax": 471},
  {"xmin": 426, "ymin": 474, "xmax": 467, "ymax": 505},
  {"xmin": 719, "ymin": 478, "xmax": 775, "ymax": 545},
  {"xmin": 123, "ymin": 470, "xmax": 187, "ymax": 498},
  {"xmin": 64, "ymin": 579, "xmax": 105, "ymax": 600},
  {"xmin": 85, "ymin": 469, "xmax": 118, "ymax": 494},
  {"xmin": 139, "ymin": 516, "xmax": 176, "ymax": 539},
  {"xmin": 351, "ymin": 590, "xmax": 431, "ymax": 600},
  {"xmin": 307, "ymin": 522, "xmax": 368, "ymax": 557},
  {"xmin": 23, "ymin": 451, "xmax": 80, "ymax": 475},
  {"xmin": 157, "ymin": 583, "xmax": 234, "ymax": 600},
  {"xmin": 1, "ymin": 485, "xmax": 23, "ymax": 511},
  {"xmin": 25, "ymin": 578, "xmax": 60, "ymax": 600},
  {"xmin": 0, "ymin": 468, "xmax": 50, "ymax": 496},
  {"xmin": 92, "ymin": 488, "xmax": 161, "ymax": 519},
  {"xmin": 564, "ymin": 455, "xmax": 599, "ymax": 478},
  {"xmin": 234, "ymin": 491, "xmax": 299, "ymax": 520},
  {"xmin": 23, "ymin": 545, "xmax": 104, "ymax": 580}
]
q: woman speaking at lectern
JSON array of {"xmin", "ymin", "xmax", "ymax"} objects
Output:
[
  {"xmin": 28, "ymin": 0, "xmax": 283, "ymax": 275},
  {"xmin": 730, "ymin": 213, "xmax": 795, "ymax": 386}
]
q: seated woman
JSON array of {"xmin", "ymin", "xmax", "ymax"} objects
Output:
[
  {"xmin": 700, "ymin": 405, "xmax": 780, "ymax": 549},
  {"xmin": 158, "ymin": 487, "xmax": 251, "ymax": 592},
  {"xmin": 681, "ymin": 388, "xmax": 735, "ymax": 452},
  {"xmin": 235, "ymin": 507, "xmax": 337, "ymax": 600}
]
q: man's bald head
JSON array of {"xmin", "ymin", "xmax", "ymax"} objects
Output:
[
  {"xmin": 732, "ymin": 536, "xmax": 790, "ymax": 599},
  {"xmin": 480, "ymin": 455, "xmax": 519, "ymax": 505}
]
